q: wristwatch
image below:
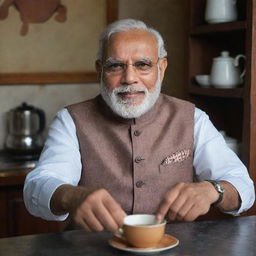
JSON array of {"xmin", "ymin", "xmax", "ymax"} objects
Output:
[{"xmin": 206, "ymin": 180, "xmax": 225, "ymax": 207}]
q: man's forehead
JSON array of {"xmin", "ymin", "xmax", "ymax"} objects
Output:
[
  {"xmin": 112, "ymin": 28, "xmax": 155, "ymax": 38},
  {"xmin": 104, "ymin": 29, "xmax": 158, "ymax": 59},
  {"xmin": 108, "ymin": 29, "xmax": 157, "ymax": 45}
]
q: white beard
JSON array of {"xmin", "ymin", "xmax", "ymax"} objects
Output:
[{"xmin": 100, "ymin": 70, "xmax": 162, "ymax": 119}]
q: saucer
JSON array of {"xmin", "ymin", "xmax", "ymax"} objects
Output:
[{"xmin": 109, "ymin": 234, "xmax": 179, "ymax": 254}]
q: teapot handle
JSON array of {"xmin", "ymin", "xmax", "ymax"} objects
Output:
[
  {"xmin": 36, "ymin": 108, "xmax": 45, "ymax": 134},
  {"xmin": 234, "ymin": 54, "xmax": 246, "ymax": 79}
]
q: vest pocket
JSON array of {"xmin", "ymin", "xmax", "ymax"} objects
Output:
[
  {"xmin": 159, "ymin": 149, "xmax": 192, "ymax": 174},
  {"xmin": 159, "ymin": 161, "xmax": 188, "ymax": 173}
]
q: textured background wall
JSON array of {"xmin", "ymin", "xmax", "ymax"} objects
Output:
[
  {"xmin": 0, "ymin": 84, "xmax": 100, "ymax": 148},
  {"xmin": 0, "ymin": 1, "xmax": 187, "ymax": 148},
  {"xmin": 119, "ymin": 0, "xmax": 187, "ymax": 98}
]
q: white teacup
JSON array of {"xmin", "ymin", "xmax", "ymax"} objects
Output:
[
  {"xmin": 116, "ymin": 214, "xmax": 166, "ymax": 248},
  {"xmin": 195, "ymin": 75, "xmax": 210, "ymax": 87},
  {"xmin": 205, "ymin": 0, "xmax": 237, "ymax": 24}
]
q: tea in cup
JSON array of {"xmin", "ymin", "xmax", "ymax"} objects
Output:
[{"xmin": 117, "ymin": 214, "xmax": 166, "ymax": 248}]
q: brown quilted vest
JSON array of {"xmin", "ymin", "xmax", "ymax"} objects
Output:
[{"xmin": 66, "ymin": 93, "xmax": 194, "ymax": 214}]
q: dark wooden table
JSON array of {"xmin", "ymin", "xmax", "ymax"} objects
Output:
[{"xmin": 0, "ymin": 216, "xmax": 255, "ymax": 255}]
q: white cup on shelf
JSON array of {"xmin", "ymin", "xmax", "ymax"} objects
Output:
[
  {"xmin": 205, "ymin": 0, "xmax": 238, "ymax": 24},
  {"xmin": 195, "ymin": 75, "xmax": 211, "ymax": 88}
]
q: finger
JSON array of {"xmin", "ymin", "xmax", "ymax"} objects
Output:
[
  {"xmin": 156, "ymin": 188, "xmax": 180, "ymax": 221},
  {"xmin": 104, "ymin": 194, "xmax": 127, "ymax": 228},
  {"xmin": 183, "ymin": 204, "xmax": 203, "ymax": 222},
  {"xmin": 167, "ymin": 194, "xmax": 188, "ymax": 221},
  {"xmin": 79, "ymin": 208, "xmax": 104, "ymax": 232},
  {"xmin": 171, "ymin": 199, "xmax": 194, "ymax": 221},
  {"xmin": 75, "ymin": 215, "xmax": 92, "ymax": 232},
  {"xmin": 93, "ymin": 202, "xmax": 120, "ymax": 232},
  {"xmin": 82, "ymin": 221, "xmax": 92, "ymax": 232}
]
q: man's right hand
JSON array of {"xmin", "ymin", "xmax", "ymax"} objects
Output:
[
  {"xmin": 73, "ymin": 188, "xmax": 127, "ymax": 232},
  {"xmin": 50, "ymin": 185, "xmax": 126, "ymax": 232}
]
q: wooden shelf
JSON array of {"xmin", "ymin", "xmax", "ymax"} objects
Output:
[
  {"xmin": 187, "ymin": 0, "xmax": 256, "ymax": 217},
  {"xmin": 189, "ymin": 86, "xmax": 244, "ymax": 98},
  {"xmin": 190, "ymin": 21, "xmax": 246, "ymax": 36}
]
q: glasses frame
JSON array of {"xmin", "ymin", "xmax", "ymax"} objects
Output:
[{"xmin": 102, "ymin": 57, "xmax": 161, "ymax": 76}]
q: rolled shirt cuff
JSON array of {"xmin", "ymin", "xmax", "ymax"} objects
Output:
[
  {"xmin": 36, "ymin": 177, "xmax": 69, "ymax": 221},
  {"xmin": 220, "ymin": 176, "xmax": 255, "ymax": 215}
]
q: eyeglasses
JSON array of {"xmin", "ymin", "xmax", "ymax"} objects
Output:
[{"xmin": 102, "ymin": 58, "xmax": 160, "ymax": 75}]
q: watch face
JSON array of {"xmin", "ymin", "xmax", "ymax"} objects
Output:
[
  {"xmin": 216, "ymin": 183, "xmax": 225, "ymax": 193},
  {"xmin": 207, "ymin": 180, "xmax": 224, "ymax": 207}
]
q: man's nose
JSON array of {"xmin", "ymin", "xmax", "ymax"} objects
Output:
[{"xmin": 120, "ymin": 64, "xmax": 138, "ymax": 85}]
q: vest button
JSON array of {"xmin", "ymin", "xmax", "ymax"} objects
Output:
[
  {"xmin": 135, "ymin": 156, "xmax": 144, "ymax": 163},
  {"xmin": 134, "ymin": 130, "xmax": 141, "ymax": 136},
  {"xmin": 136, "ymin": 181, "xmax": 145, "ymax": 188}
]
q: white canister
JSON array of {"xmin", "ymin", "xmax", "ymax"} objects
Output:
[{"xmin": 205, "ymin": 0, "xmax": 238, "ymax": 24}]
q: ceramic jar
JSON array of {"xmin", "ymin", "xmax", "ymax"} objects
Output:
[{"xmin": 205, "ymin": 0, "xmax": 237, "ymax": 24}]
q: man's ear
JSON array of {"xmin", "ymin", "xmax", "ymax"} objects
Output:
[
  {"xmin": 95, "ymin": 60, "xmax": 102, "ymax": 80},
  {"xmin": 159, "ymin": 57, "xmax": 168, "ymax": 82}
]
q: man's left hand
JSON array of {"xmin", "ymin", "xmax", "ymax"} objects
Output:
[{"xmin": 156, "ymin": 181, "xmax": 219, "ymax": 222}]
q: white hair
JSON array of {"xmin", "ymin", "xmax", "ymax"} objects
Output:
[{"xmin": 97, "ymin": 19, "xmax": 167, "ymax": 60}]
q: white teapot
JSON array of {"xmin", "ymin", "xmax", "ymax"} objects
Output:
[
  {"xmin": 205, "ymin": 0, "xmax": 237, "ymax": 24},
  {"xmin": 210, "ymin": 51, "xmax": 246, "ymax": 88}
]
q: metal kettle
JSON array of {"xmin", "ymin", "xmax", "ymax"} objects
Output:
[{"xmin": 5, "ymin": 102, "xmax": 45, "ymax": 155}]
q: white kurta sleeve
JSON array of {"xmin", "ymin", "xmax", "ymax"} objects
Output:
[
  {"xmin": 193, "ymin": 108, "xmax": 255, "ymax": 214},
  {"xmin": 23, "ymin": 109, "xmax": 82, "ymax": 221}
]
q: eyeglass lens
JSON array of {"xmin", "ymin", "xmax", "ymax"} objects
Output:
[{"xmin": 103, "ymin": 59, "xmax": 158, "ymax": 74}]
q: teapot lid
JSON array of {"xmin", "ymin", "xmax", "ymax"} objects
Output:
[
  {"xmin": 14, "ymin": 102, "xmax": 36, "ymax": 112},
  {"xmin": 214, "ymin": 51, "xmax": 232, "ymax": 60},
  {"xmin": 220, "ymin": 51, "xmax": 230, "ymax": 57}
]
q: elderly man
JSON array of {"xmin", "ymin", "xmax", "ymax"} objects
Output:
[{"xmin": 24, "ymin": 19, "xmax": 255, "ymax": 233}]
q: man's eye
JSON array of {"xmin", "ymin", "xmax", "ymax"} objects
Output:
[
  {"xmin": 106, "ymin": 63, "xmax": 124, "ymax": 71},
  {"xmin": 135, "ymin": 62, "xmax": 152, "ymax": 70}
]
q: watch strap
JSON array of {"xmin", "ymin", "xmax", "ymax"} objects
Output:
[{"xmin": 206, "ymin": 180, "xmax": 224, "ymax": 207}]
